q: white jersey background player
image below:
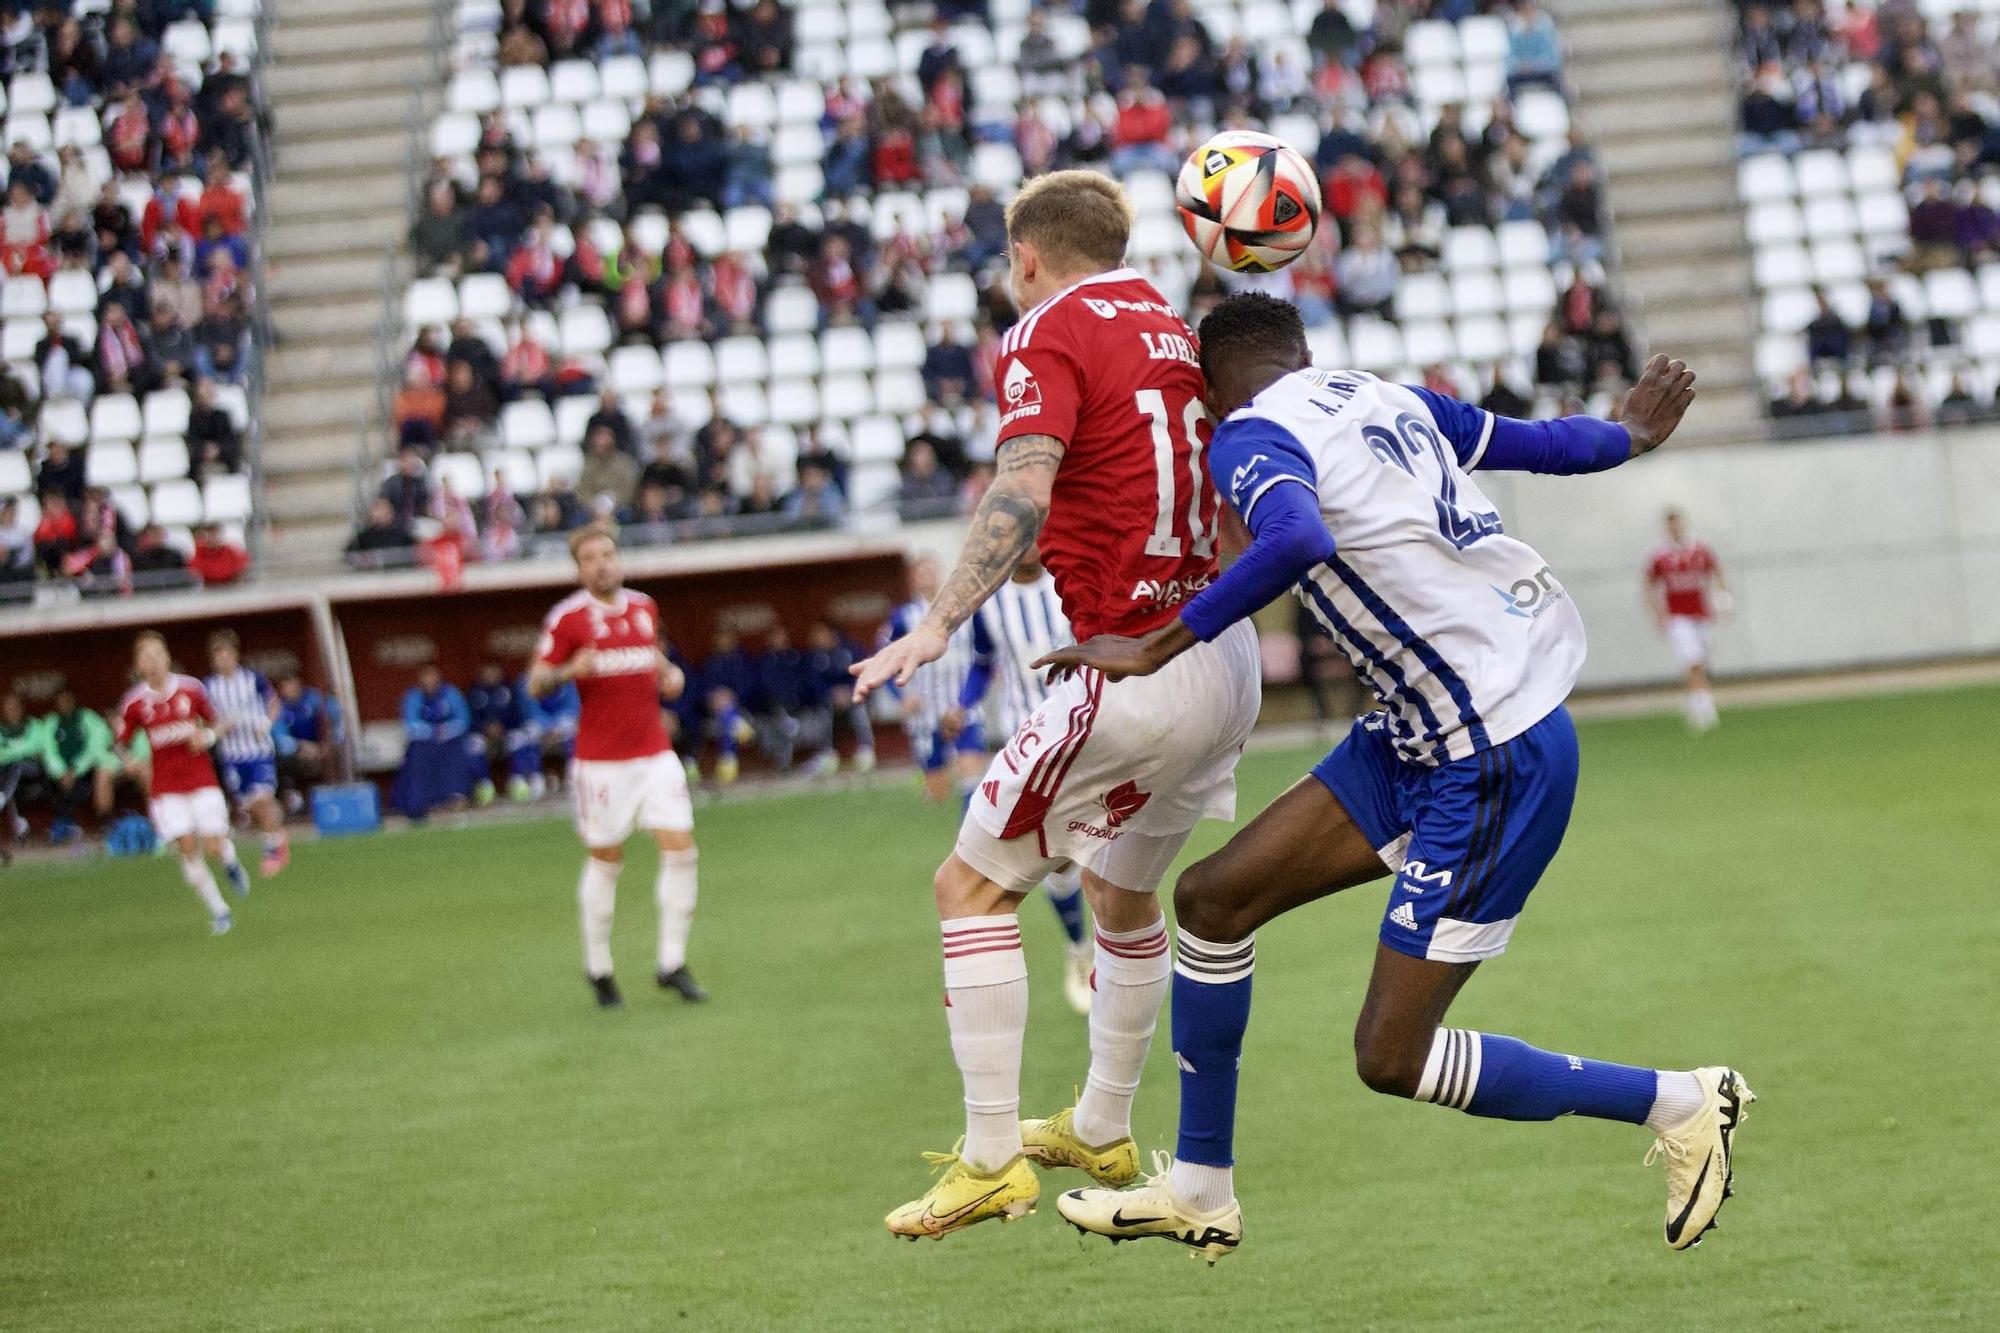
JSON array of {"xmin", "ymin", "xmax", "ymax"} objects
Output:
[
  {"xmin": 884, "ymin": 555, "xmax": 984, "ymax": 804},
  {"xmin": 956, "ymin": 555, "xmax": 1093, "ymax": 1014}
]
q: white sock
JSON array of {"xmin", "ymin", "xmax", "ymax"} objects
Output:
[
  {"xmin": 1072, "ymin": 917, "xmax": 1171, "ymax": 1148},
  {"xmin": 1645, "ymin": 1070, "xmax": 1705, "ymax": 1132},
  {"xmin": 216, "ymin": 838, "xmax": 241, "ymax": 870},
  {"xmin": 941, "ymin": 914, "xmax": 1028, "ymax": 1172},
  {"xmin": 1167, "ymin": 1159, "xmax": 1235, "ymax": 1214},
  {"xmin": 180, "ymin": 855, "xmax": 227, "ymax": 919},
  {"xmin": 578, "ymin": 857, "xmax": 620, "ymax": 979},
  {"xmin": 654, "ymin": 846, "xmax": 698, "ymax": 974}
]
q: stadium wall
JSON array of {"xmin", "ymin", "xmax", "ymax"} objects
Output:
[{"xmin": 1478, "ymin": 429, "xmax": 2000, "ymax": 688}]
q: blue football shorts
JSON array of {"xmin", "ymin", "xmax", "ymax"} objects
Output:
[
  {"xmin": 222, "ymin": 756, "xmax": 278, "ymax": 800},
  {"xmin": 1312, "ymin": 705, "xmax": 1579, "ymax": 964}
]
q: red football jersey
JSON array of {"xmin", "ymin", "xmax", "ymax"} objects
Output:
[
  {"xmin": 116, "ymin": 674, "xmax": 219, "ymax": 796},
  {"xmin": 993, "ymin": 267, "xmax": 1220, "ymax": 640},
  {"xmin": 1647, "ymin": 541, "xmax": 1718, "ymax": 619},
  {"xmin": 536, "ymin": 588, "xmax": 672, "ymax": 761}
]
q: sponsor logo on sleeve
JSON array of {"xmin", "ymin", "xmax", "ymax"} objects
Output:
[
  {"xmin": 1000, "ymin": 358, "xmax": 1043, "ymax": 427},
  {"xmin": 1227, "ymin": 453, "xmax": 1270, "ymax": 506}
]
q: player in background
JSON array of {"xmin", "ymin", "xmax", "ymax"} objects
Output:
[
  {"xmin": 801, "ymin": 620, "xmax": 875, "ymax": 775},
  {"xmin": 529, "ymin": 524, "xmax": 706, "ymax": 1009},
  {"xmin": 853, "ymin": 171, "xmax": 1261, "ymax": 1240},
  {"xmin": 882, "ymin": 555, "xmax": 982, "ymax": 804},
  {"xmin": 274, "ymin": 670, "xmax": 344, "ymax": 812},
  {"xmin": 955, "ymin": 553, "xmax": 1093, "ymax": 1014},
  {"xmin": 205, "ymin": 630, "xmax": 288, "ymax": 876},
  {"xmin": 1645, "ymin": 508, "xmax": 1727, "ymax": 731},
  {"xmin": 1044, "ymin": 295, "xmax": 1750, "ymax": 1260},
  {"xmin": 118, "ymin": 631, "xmax": 247, "ymax": 932}
]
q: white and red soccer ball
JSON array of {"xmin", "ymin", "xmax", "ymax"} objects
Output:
[{"xmin": 1174, "ymin": 130, "xmax": 1322, "ymax": 273}]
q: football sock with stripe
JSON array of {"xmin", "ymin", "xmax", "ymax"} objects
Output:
[
  {"xmin": 1043, "ymin": 866, "xmax": 1088, "ymax": 947},
  {"xmin": 1414, "ymin": 1029, "xmax": 1656, "ymax": 1124},
  {"xmin": 1071, "ymin": 918, "xmax": 1172, "ymax": 1147},
  {"xmin": 180, "ymin": 854, "xmax": 227, "ymax": 919},
  {"xmin": 940, "ymin": 915, "xmax": 1029, "ymax": 1172},
  {"xmin": 653, "ymin": 846, "xmax": 698, "ymax": 975},
  {"xmin": 1165, "ymin": 932, "xmax": 1254, "ymax": 1211},
  {"xmin": 577, "ymin": 856, "xmax": 620, "ymax": 979}
]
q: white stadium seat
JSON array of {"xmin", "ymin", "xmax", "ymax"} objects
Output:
[
  {"xmin": 202, "ymin": 473, "xmax": 254, "ymax": 523},
  {"xmin": 138, "ymin": 437, "xmax": 189, "ymax": 484},
  {"xmin": 501, "ymin": 398, "xmax": 556, "ymax": 450},
  {"xmin": 150, "ymin": 478, "xmax": 202, "ymax": 527},
  {"xmin": 89, "ymin": 393, "xmax": 142, "ymax": 444}
]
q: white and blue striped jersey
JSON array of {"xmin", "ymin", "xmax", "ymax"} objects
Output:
[
  {"xmin": 1217, "ymin": 369, "xmax": 1586, "ymax": 764},
  {"xmin": 968, "ymin": 570, "xmax": 1072, "ymax": 734},
  {"xmin": 884, "ymin": 597, "xmax": 977, "ymax": 727},
  {"xmin": 205, "ymin": 666, "xmax": 277, "ymax": 762}
]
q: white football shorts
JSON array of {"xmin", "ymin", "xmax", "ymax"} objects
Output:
[
  {"xmin": 151, "ymin": 787, "xmax": 230, "ymax": 842},
  {"xmin": 955, "ymin": 619, "xmax": 1261, "ymax": 895},
  {"xmin": 571, "ymin": 751, "xmax": 693, "ymax": 848},
  {"xmin": 1666, "ymin": 615, "xmax": 1710, "ymax": 668}
]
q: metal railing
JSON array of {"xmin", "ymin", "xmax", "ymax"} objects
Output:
[
  {"xmin": 353, "ymin": 0, "xmax": 457, "ymax": 523},
  {"xmin": 242, "ymin": 0, "xmax": 278, "ymax": 570}
]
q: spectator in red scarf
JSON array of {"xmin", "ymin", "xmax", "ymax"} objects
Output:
[
  {"xmin": 95, "ymin": 302, "xmax": 152, "ymax": 395},
  {"xmin": 659, "ymin": 261, "xmax": 710, "ymax": 341},
  {"xmin": 0, "ymin": 181, "xmax": 51, "ymax": 279},
  {"xmin": 105, "ymin": 93, "xmax": 153, "ymax": 174},
  {"xmin": 157, "ymin": 82, "xmax": 201, "ymax": 174},
  {"xmin": 809, "ymin": 235, "xmax": 867, "ymax": 324},
  {"xmin": 710, "ymin": 251, "xmax": 760, "ymax": 332},
  {"xmin": 500, "ymin": 320, "xmax": 555, "ymax": 400},
  {"xmin": 505, "ymin": 216, "xmax": 564, "ymax": 307}
]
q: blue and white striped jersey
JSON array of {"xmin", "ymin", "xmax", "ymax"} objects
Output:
[
  {"xmin": 205, "ymin": 666, "xmax": 277, "ymax": 761},
  {"xmin": 884, "ymin": 597, "xmax": 977, "ymax": 726},
  {"xmin": 1216, "ymin": 369, "xmax": 1586, "ymax": 764},
  {"xmin": 968, "ymin": 571, "xmax": 1072, "ymax": 734}
]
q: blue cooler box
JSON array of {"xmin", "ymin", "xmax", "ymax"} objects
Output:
[{"xmin": 312, "ymin": 783, "xmax": 381, "ymax": 837}]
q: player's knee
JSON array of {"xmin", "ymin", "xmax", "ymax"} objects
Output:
[
  {"xmin": 1171, "ymin": 859, "xmax": 1250, "ymax": 943},
  {"xmin": 1352, "ymin": 1025, "xmax": 1424, "ymax": 1099}
]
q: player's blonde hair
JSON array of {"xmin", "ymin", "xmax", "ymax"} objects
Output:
[
  {"xmin": 1004, "ymin": 170, "xmax": 1133, "ymax": 272},
  {"xmin": 567, "ymin": 521, "xmax": 619, "ymax": 559}
]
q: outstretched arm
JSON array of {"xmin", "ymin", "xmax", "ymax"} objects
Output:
[
  {"xmin": 851, "ymin": 434, "xmax": 1065, "ymax": 700},
  {"xmin": 1477, "ymin": 354, "xmax": 1697, "ymax": 473}
]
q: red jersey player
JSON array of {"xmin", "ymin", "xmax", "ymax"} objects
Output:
[
  {"xmin": 1645, "ymin": 508, "xmax": 1728, "ymax": 731},
  {"xmin": 116, "ymin": 630, "xmax": 248, "ymax": 933},
  {"xmin": 853, "ymin": 171, "xmax": 1262, "ymax": 1238},
  {"xmin": 528, "ymin": 524, "xmax": 706, "ymax": 1009}
]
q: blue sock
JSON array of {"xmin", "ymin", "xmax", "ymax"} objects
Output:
[
  {"xmin": 1045, "ymin": 878, "xmax": 1086, "ymax": 946},
  {"xmin": 1171, "ymin": 934, "xmax": 1256, "ymax": 1167},
  {"xmin": 1421, "ymin": 1029, "xmax": 1656, "ymax": 1124}
]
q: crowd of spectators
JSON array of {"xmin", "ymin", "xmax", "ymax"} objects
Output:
[
  {"xmin": 1738, "ymin": 2, "xmax": 2000, "ymax": 428},
  {"xmin": 0, "ymin": 0, "xmax": 263, "ymax": 600},
  {"xmin": 361, "ymin": 0, "xmax": 1625, "ymax": 560}
]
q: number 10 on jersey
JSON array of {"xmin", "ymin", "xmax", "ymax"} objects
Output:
[{"xmin": 1136, "ymin": 388, "xmax": 1220, "ymax": 559}]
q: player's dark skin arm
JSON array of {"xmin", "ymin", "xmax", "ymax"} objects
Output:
[
  {"xmin": 851, "ymin": 434, "xmax": 1066, "ymax": 700},
  {"xmin": 1039, "ymin": 354, "xmax": 1701, "ymax": 684}
]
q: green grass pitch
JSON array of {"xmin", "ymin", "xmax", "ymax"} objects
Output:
[{"xmin": 5, "ymin": 687, "xmax": 1999, "ymax": 1331}]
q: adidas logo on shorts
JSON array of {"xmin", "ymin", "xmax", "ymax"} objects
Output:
[{"xmin": 1389, "ymin": 903, "xmax": 1420, "ymax": 931}]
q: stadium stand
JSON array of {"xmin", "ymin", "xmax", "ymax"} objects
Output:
[
  {"xmin": 0, "ymin": 0, "xmax": 265, "ymax": 601},
  {"xmin": 1737, "ymin": 0, "xmax": 2000, "ymax": 432},
  {"xmin": 353, "ymin": 0, "xmax": 1627, "ymax": 566}
]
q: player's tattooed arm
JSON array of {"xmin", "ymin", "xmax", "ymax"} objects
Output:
[
  {"xmin": 850, "ymin": 434, "xmax": 1065, "ymax": 700},
  {"xmin": 921, "ymin": 434, "xmax": 1065, "ymax": 637}
]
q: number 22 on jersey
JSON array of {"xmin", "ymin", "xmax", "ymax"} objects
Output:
[{"xmin": 1135, "ymin": 388, "xmax": 1220, "ymax": 559}]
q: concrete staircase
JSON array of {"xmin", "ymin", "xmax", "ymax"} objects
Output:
[
  {"xmin": 257, "ymin": 0, "xmax": 438, "ymax": 568},
  {"xmin": 1551, "ymin": 0, "xmax": 1766, "ymax": 442}
]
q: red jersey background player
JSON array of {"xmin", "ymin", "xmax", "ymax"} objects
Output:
[
  {"xmin": 853, "ymin": 171, "xmax": 1262, "ymax": 1238},
  {"xmin": 528, "ymin": 524, "xmax": 706, "ymax": 1009},
  {"xmin": 1645, "ymin": 508, "xmax": 1729, "ymax": 731},
  {"xmin": 116, "ymin": 631, "xmax": 248, "ymax": 933}
]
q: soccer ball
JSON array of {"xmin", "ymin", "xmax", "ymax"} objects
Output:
[{"xmin": 1174, "ymin": 131, "xmax": 1322, "ymax": 273}]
